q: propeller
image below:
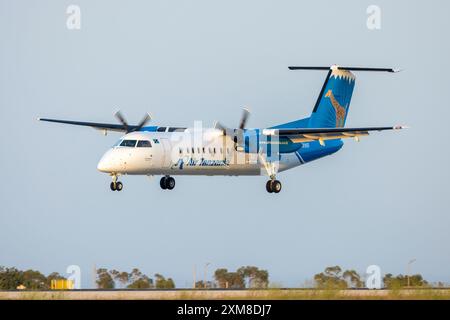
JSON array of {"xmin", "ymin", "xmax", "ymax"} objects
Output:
[
  {"xmin": 114, "ymin": 111, "xmax": 151, "ymax": 133},
  {"xmin": 238, "ymin": 108, "xmax": 250, "ymax": 130},
  {"xmin": 214, "ymin": 107, "xmax": 250, "ymax": 151}
]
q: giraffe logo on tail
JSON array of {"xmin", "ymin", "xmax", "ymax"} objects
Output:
[{"xmin": 325, "ymin": 90, "xmax": 347, "ymax": 127}]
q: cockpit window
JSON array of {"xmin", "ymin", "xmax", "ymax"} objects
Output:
[
  {"xmin": 112, "ymin": 140, "xmax": 122, "ymax": 147},
  {"xmin": 137, "ymin": 140, "xmax": 152, "ymax": 148},
  {"xmin": 119, "ymin": 140, "xmax": 137, "ymax": 147}
]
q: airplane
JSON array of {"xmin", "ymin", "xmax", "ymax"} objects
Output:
[{"xmin": 39, "ymin": 65, "xmax": 406, "ymax": 194}]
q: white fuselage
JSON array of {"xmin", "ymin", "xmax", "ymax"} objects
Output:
[{"xmin": 96, "ymin": 129, "xmax": 301, "ymax": 176}]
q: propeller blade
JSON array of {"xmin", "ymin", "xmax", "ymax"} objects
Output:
[
  {"xmin": 134, "ymin": 113, "xmax": 151, "ymax": 131},
  {"xmin": 238, "ymin": 107, "xmax": 250, "ymax": 130},
  {"xmin": 114, "ymin": 111, "xmax": 129, "ymax": 132},
  {"xmin": 214, "ymin": 121, "xmax": 229, "ymax": 134}
]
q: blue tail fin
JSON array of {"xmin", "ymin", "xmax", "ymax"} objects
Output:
[{"xmin": 308, "ymin": 65, "xmax": 355, "ymax": 128}]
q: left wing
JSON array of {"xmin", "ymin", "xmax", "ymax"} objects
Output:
[
  {"xmin": 38, "ymin": 118, "xmax": 133, "ymax": 132},
  {"xmin": 262, "ymin": 125, "xmax": 406, "ymax": 145},
  {"xmin": 39, "ymin": 112, "xmax": 151, "ymax": 133}
]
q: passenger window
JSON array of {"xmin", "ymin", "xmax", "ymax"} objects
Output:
[
  {"xmin": 191, "ymin": 147, "xmax": 195, "ymax": 154},
  {"xmin": 202, "ymin": 147, "xmax": 205, "ymax": 154},
  {"xmin": 153, "ymin": 139, "xmax": 160, "ymax": 144},
  {"xmin": 137, "ymin": 140, "xmax": 152, "ymax": 148},
  {"xmin": 186, "ymin": 148, "xmax": 190, "ymax": 154},
  {"xmin": 209, "ymin": 148, "xmax": 212, "ymax": 154},
  {"xmin": 179, "ymin": 148, "xmax": 183, "ymax": 155},
  {"xmin": 213, "ymin": 147, "xmax": 216, "ymax": 154},
  {"xmin": 120, "ymin": 140, "xmax": 137, "ymax": 147}
]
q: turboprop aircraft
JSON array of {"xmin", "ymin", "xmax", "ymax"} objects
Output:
[{"xmin": 39, "ymin": 65, "xmax": 406, "ymax": 194}]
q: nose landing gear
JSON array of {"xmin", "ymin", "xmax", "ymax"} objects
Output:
[
  {"xmin": 160, "ymin": 176, "xmax": 175, "ymax": 190},
  {"xmin": 110, "ymin": 174, "xmax": 123, "ymax": 191},
  {"xmin": 266, "ymin": 178, "xmax": 282, "ymax": 193}
]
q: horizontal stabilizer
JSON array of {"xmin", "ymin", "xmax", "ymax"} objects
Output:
[
  {"xmin": 262, "ymin": 125, "xmax": 407, "ymax": 144},
  {"xmin": 288, "ymin": 66, "xmax": 401, "ymax": 73}
]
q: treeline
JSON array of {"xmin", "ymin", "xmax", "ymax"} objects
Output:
[
  {"xmin": 0, "ymin": 265, "xmax": 436, "ymax": 290},
  {"xmin": 213, "ymin": 266, "xmax": 269, "ymax": 289},
  {"xmin": 0, "ymin": 266, "xmax": 66, "ymax": 290},
  {"xmin": 313, "ymin": 266, "xmax": 429, "ymax": 289},
  {"xmin": 96, "ymin": 268, "xmax": 175, "ymax": 289},
  {"xmin": 195, "ymin": 266, "xmax": 269, "ymax": 289}
]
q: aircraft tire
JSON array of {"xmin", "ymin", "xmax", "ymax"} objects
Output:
[
  {"xmin": 272, "ymin": 180, "xmax": 282, "ymax": 193},
  {"xmin": 116, "ymin": 181, "xmax": 123, "ymax": 191},
  {"xmin": 160, "ymin": 177, "xmax": 167, "ymax": 190},
  {"xmin": 110, "ymin": 182, "xmax": 116, "ymax": 191},
  {"xmin": 266, "ymin": 180, "xmax": 274, "ymax": 193},
  {"xmin": 166, "ymin": 177, "xmax": 175, "ymax": 190}
]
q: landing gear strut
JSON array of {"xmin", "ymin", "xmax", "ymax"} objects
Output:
[
  {"xmin": 110, "ymin": 175, "xmax": 123, "ymax": 191},
  {"xmin": 266, "ymin": 178, "xmax": 282, "ymax": 193},
  {"xmin": 160, "ymin": 176, "xmax": 175, "ymax": 190}
]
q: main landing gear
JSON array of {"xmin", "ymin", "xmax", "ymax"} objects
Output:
[
  {"xmin": 266, "ymin": 178, "xmax": 282, "ymax": 194},
  {"xmin": 160, "ymin": 176, "xmax": 176, "ymax": 190},
  {"xmin": 110, "ymin": 174, "xmax": 123, "ymax": 191}
]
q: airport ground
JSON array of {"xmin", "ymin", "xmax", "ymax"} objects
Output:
[{"xmin": 1, "ymin": 288, "xmax": 450, "ymax": 300}]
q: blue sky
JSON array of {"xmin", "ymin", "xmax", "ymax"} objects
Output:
[{"xmin": 1, "ymin": 0, "xmax": 449, "ymax": 288}]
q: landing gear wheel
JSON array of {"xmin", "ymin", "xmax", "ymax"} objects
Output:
[
  {"xmin": 110, "ymin": 182, "xmax": 116, "ymax": 191},
  {"xmin": 160, "ymin": 176, "xmax": 175, "ymax": 190},
  {"xmin": 266, "ymin": 180, "xmax": 282, "ymax": 193},
  {"xmin": 166, "ymin": 177, "xmax": 175, "ymax": 190},
  {"xmin": 272, "ymin": 180, "xmax": 282, "ymax": 193},
  {"xmin": 160, "ymin": 177, "xmax": 167, "ymax": 190},
  {"xmin": 116, "ymin": 181, "xmax": 123, "ymax": 191},
  {"xmin": 266, "ymin": 180, "xmax": 273, "ymax": 193}
]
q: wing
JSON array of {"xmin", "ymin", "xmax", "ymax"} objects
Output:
[
  {"xmin": 262, "ymin": 125, "xmax": 406, "ymax": 145},
  {"xmin": 38, "ymin": 118, "xmax": 136, "ymax": 132}
]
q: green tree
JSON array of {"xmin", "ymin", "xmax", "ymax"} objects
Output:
[
  {"xmin": 21, "ymin": 269, "xmax": 48, "ymax": 290},
  {"xmin": 0, "ymin": 266, "xmax": 23, "ymax": 290},
  {"xmin": 96, "ymin": 268, "xmax": 115, "ymax": 289},
  {"xmin": 214, "ymin": 268, "xmax": 245, "ymax": 289},
  {"xmin": 154, "ymin": 273, "xmax": 175, "ymax": 289},
  {"xmin": 214, "ymin": 268, "xmax": 229, "ymax": 288},
  {"xmin": 237, "ymin": 266, "xmax": 269, "ymax": 288},
  {"xmin": 127, "ymin": 275, "xmax": 152, "ymax": 289},
  {"xmin": 383, "ymin": 273, "xmax": 428, "ymax": 289},
  {"xmin": 118, "ymin": 271, "xmax": 130, "ymax": 288},
  {"xmin": 343, "ymin": 270, "xmax": 363, "ymax": 288},
  {"xmin": 314, "ymin": 266, "xmax": 348, "ymax": 289}
]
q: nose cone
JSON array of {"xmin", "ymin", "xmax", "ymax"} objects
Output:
[{"xmin": 97, "ymin": 149, "xmax": 115, "ymax": 173}]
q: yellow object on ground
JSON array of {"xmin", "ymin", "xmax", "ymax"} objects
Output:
[{"xmin": 50, "ymin": 280, "xmax": 74, "ymax": 290}]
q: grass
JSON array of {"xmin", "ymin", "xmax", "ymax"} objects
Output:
[{"xmin": 1, "ymin": 289, "xmax": 450, "ymax": 300}]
